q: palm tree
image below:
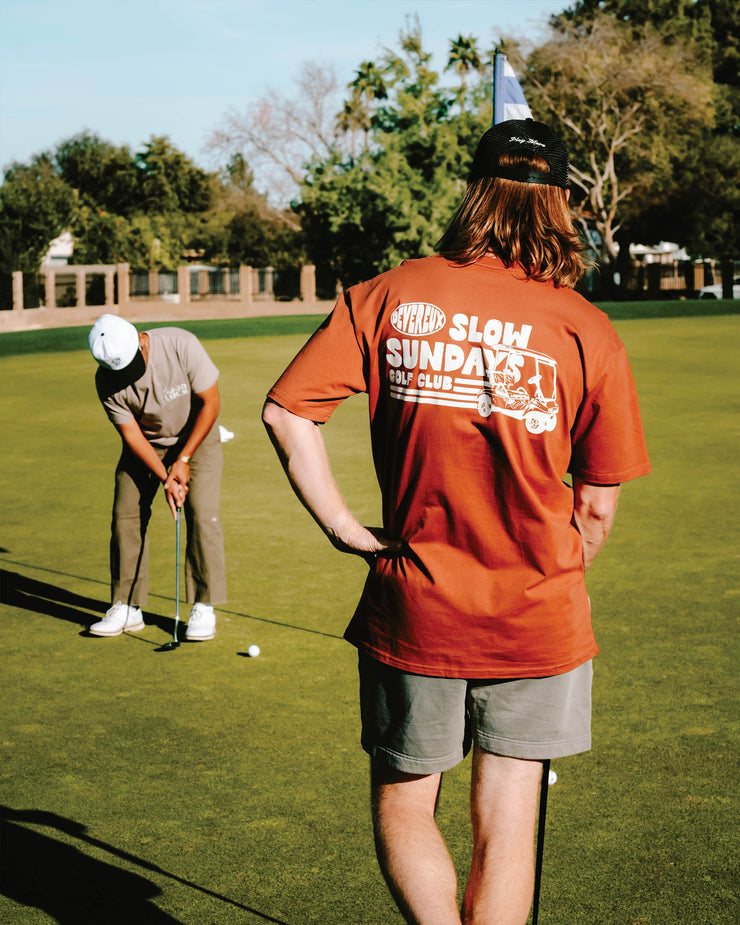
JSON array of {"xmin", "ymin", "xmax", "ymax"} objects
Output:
[
  {"xmin": 446, "ymin": 34, "xmax": 483, "ymax": 92},
  {"xmin": 339, "ymin": 61, "xmax": 388, "ymax": 152}
]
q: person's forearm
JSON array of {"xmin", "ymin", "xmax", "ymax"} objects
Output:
[
  {"xmin": 262, "ymin": 400, "xmax": 402, "ymax": 559},
  {"xmin": 262, "ymin": 400, "xmax": 355, "ymax": 538},
  {"xmin": 118, "ymin": 420, "xmax": 168, "ymax": 482},
  {"xmin": 572, "ymin": 480, "xmax": 621, "ymax": 571}
]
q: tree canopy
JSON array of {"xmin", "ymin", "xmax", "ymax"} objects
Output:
[
  {"xmin": 521, "ymin": 15, "xmax": 715, "ymax": 264},
  {"xmin": 3, "ymin": 0, "xmax": 738, "ymax": 302},
  {"xmin": 550, "ymin": 0, "xmax": 740, "ymax": 260},
  {"xmin": 296, "ymin": 20, "xmax": 490, "ymax": 286},
  {"xmin": 0, "ymin": 132, "xmax": 305, "ymax": 285},
  {"xmin": 216, "ymin": 6, "xmax": 738, "ymax": 288}
]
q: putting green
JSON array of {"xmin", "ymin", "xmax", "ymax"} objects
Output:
[{"xmin": 1, "ymin": 313, "xmax": 737, "ymax": 923}]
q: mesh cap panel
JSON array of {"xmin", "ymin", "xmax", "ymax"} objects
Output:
[{"xmin": 471, "ymin": 119, "xmax": 569, "ymax": 189}]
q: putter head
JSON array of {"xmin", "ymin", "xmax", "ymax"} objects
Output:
[{"xmin": 156, "ymin": 640, "xmax": 180, "ymax": 652}]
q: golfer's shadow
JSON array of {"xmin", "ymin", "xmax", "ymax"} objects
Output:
[
  {"xmin": 1, "ymin": 806, "xmax": 291, "ymax": 925},
  {"xmin": 1, "ymin": 806, "xmax": 180, "ymax": 923},
  {"xmin": 0, "ymin": 570, "xmax": 174, "ymax": 636}
]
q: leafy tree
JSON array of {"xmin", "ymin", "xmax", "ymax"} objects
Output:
[
  {"xmin": 68, "ymin": 208, "xmax": 191, "ymax": 269},
  {"xmin": 550, "ymin": 1, "xmax": 740, "ymax": 264},
  {"xmin": 135, "ymin": 136, "xmax": 215, "ymax": 214},
  {"xmin": 0, "ymin": 127, "xmax": 302, "ymax": 286},
  {"xmin": 181, "ymin": 153, "xmax": 305, "ymax": 268},
  {"xmin": 55, "ymin": 132, "xmax": 140, "ymax": 216},
  {"xmin": 0, "ymin": 154, "xmax": 77, "ymax": 273},
  {"xmin": 296, "ymin": 21, "xmax": 491, "ymax": 287},
  {"xmin": 446, "ymin": 34, "xmax": 485, "ymax": 97},
  {"xmin": 520, "ymin": 14, "xmax": 714, "ymax": 270},
  {"xmin": 338, "ymin": 61, "xmax": 388, "ymax": 154}
]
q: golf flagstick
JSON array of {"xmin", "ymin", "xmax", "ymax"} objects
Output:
[{"xmin": 532, "ymin": 758, "xmax": 551, "ymax": 925}]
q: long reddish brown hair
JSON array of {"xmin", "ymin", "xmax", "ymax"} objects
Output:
[{"xmin": 436, "ymin": 153, "xmax": 588, "ymax": 288}]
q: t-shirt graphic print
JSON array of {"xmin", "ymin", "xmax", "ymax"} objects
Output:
[{"xmin": 386, "ymin": 302, "xmax": 559, "ymax": 435}]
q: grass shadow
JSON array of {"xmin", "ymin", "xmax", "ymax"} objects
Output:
[
  {"xmin": 0, "ymin": 569, "xmax": 175, "ymax": 635},
  {"xmin": 1, "ymin": 562, "xmax": 344, "ymax": 640},
  {"xmin": 1, "ymin": 806, "xmax": 292, "ymax": 924},
  {"xmin": 0, "ymin": 569, "xmax": 108, "ymax": 627},
  {"xmin": 1, "ymin": 807, "xmax": 181, "ymax": 924}
]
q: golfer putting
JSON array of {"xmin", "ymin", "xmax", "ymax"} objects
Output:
[
  {"xmin": 263, "ymin": 119, "xmax": 650, "ymax": 924},
  {"xmin": 88, "ymin": 314, "xmax": 226, "ymax": 642}
]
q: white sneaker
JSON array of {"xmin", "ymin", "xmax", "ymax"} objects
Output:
[
  {"xmin": 186, "ymin": 603, "xmax": 216, "ymax": 641},
  {"xmin": 89, "ymin": 602, "xmax": 145, "ymax": 636}
]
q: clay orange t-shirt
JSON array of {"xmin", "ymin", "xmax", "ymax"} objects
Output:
[{"xmin": 268, "ymin": 255, "xmax": 651, "ymax": 678}]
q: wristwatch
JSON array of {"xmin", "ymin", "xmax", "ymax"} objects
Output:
[{"xmin": 178, "ymin": 455, "xmax": 191, "ymax": 464}]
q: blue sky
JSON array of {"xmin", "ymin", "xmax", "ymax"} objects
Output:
[{"xmin": 0, "ymin": 0, "xmax": 565, "ymax": 176}]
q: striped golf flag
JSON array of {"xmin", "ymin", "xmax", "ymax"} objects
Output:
[{"xmin": 493, "ymin": 52, "xmax": 533, "ymax": 124}]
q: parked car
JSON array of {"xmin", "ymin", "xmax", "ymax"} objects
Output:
[{"xmin": 698, "ymin": 277, "xmax": 740, "ymax": 298}]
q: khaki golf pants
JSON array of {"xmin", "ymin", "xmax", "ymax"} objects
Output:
[{"xmin": 110, "ymin": 425, "xmax": 226, "ymax": 608}]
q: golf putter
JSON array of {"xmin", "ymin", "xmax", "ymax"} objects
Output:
[
  {"xmin": 159, "ymin": 506, "xmax": 181, "ymax": 651},
  {"xmin": 531, "ymin": 758, "xmax": 551, "ymax": 925}
]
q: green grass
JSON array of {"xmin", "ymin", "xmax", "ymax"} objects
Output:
[
  {"xmin": 593, "ymin": 297, "xmax": 740, "ymax": 321},
  {"xmin": 0, "ymin": 315, "xmax": 330, "ymax": 358},
  {"xmin": 0, "ymin": 297, "xmax": 737, "ymax": 359},
  {"xmin": 1, "ymin": 313, "xmax": 738, "ymax": 923}
]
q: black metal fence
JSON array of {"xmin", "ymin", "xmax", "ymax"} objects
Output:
[
  {"xmin": 130, "ymin": 270, "xmax": 177, "ymax": 299},
  {"xmin": 127, "ymin": 267, "xmax": 302, "ymax": 302},
  {"xmin": 189, "ymin": 268, "xmax": 240, "ymax": 300},
  {"xmin": 3, "ymin": 260, "xmax": 737, "ymax": 312},
  {"xmin": 578, "ymin": 259, "xmax": 738, "ymax": 301}
]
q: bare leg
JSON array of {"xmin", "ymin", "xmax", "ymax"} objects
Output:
[
  {"xmin": 371, "ymin": 763, "xmax": 463, "ymax": 925},
  {"xmin": 462, "ymin": 748, "xmax": 543, "ymax": 925}
]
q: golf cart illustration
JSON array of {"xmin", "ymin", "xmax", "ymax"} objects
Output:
[{"xmin": 476, "ymin": 347, "xmax": 559, "ymax": 434}]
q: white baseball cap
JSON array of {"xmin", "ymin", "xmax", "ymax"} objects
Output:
[{"xmin": 89, "ymin": 314, "xmax": 140, "ymax": 370}]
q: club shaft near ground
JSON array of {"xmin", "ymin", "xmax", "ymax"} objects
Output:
[{"xmin": 174, "ymin": 507, "xmax": 181, "ymax": 641}]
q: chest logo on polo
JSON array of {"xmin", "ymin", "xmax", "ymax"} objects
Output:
[
  {"xmin": 385, "ymin": 310, "xmax": 559, "ymax": 435},
  {"xmin": 163, "ymin": 383, "xmax": 189, "ymax": 402}
]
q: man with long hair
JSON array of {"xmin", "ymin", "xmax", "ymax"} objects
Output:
[{"xmin": 263, "ymin": 119, "xmax": 650, "ymax": 924}]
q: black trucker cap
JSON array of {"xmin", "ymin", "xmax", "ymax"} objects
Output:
[{"xmin": 471, "ymin": 119, "xmax": 569, "ymax": 189}]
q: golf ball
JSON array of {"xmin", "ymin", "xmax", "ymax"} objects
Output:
[
  {"xmin": 548, "ymin": 769, "xmax": 557, "ymax": 786},
  {"xmin": 247, "ymin": 644, "xmax": 260, "ymax": 658}
]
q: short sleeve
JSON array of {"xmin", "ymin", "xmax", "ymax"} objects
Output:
[
  {"xmin": 267, "ymin": 293, "xmax": 367, "ymax": 422},
  {"xmin": 569, "ymin": 342, "xmax": 651, "ymax": 484},
  {"xmin": 96, "ymin": 369, "xmax": 134, "ymax": 425},
  {"xmin": 181, "ymin": 333, "xmax": 219, "ymax": 394}
]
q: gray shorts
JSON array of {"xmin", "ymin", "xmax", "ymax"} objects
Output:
[{"xmin": 359, "ymin": 652, "xmax": 593, "ymax": 774}]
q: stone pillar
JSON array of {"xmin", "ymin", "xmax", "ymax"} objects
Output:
[
  {"xmin": 198, "ymin": 270, "xmax": 209, "ymax": 297},
  {"xmin": 223, "ymin": 268, "xmax": 231, "ymax": 295},
  {"xmin": 104, "ymin": 269, "xmax": 115, "ymax": 307},
  {"xmin": 300, "ymin": 264, "xmax": 316, "ymax": 303},
  {"xmin": 45, "ymin": 270, "xmax": 56, "ymax": 309},
  {"xmin": 12, "ymin": 271, "xmax": 24, "ymax": 312},
  {"xmin": 117, "ymin": 263, "xmax": 130, "ymax": 307},
  {"xmin": 75, "ymin": 269, "xmax": 86, "ymax": 307},
  {"xmin": 239, "ymin": 266, "xmax": 253, "ymax": 305},
  {"xmin": 148, "ymin": 270, "xmax": 159, "ymax": 299},
  {"xmin": 177, "ymin": 266, "xmax": 190, "ymax": 303}
]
